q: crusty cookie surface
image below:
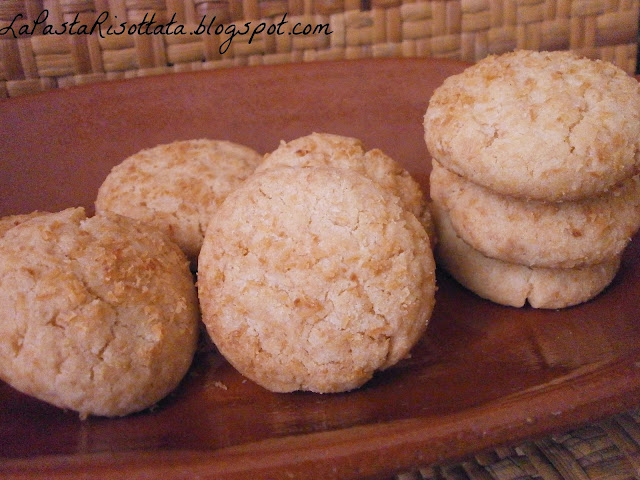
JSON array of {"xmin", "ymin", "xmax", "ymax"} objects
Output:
[
  {"xmin": 0, "ymin": 208, "xmax": 199, "ymax": 418},
  {"xmin": 432, "ymin": 205, "xmax": 620, "ymax": 309},
  {"xmin": 257, "ymin": 132, "xmax": 434, "ymax": 243},
  {"xmin": 0, "ymin": 211, "xmax": 47, "ymax": 237},
  {"xmin": 95, "ymin": 139, "xmax": 262, "ymax": 264},
  {"xmin": 198, "ymin": 167, "xmax": 436, "ymax": 393},
  {"xmin": 430, "ymin": 160, "xmax": 640, "ymax": 268},
  {"xmin": 424, "ymin": 50, "xmax": 640, "ymax": 201}
]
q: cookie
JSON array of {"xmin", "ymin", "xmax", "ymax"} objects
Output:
[
  {"xmin": 432, "ymin": 204, "xmax": 620, "ymax": 309},
  {"xmin": 424, "ymin": 50, "xmax": 640, "ymax": 201},
  {"xmin": 95, "ymin": 139, "xmax": 262, "ymax": 264},
  {"xmin": 0, "ymin": 208, "xmax": 199, "ymax": 418},
  {"xmin": 198, "ymin": 167, "xmax": 436, "ymax": 393},
  {"xmin": 430, "ymin": 160, "xmax": 640, "ymax": 268},
  {"xmin": 257, "ymin": 133, "xmax": 434, "ymax": 245}
]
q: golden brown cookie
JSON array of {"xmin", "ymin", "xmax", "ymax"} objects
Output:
[
  {"xmin": 430, "ymin": 160, "xmax": 640, "ymax": 268},
  {"xmin": 95, "ymin": 139, "xmax": 262, "ymax": 264},
  {"xmin": 432, "ymin": 204, "xmax": 620, "ymax": 309},
  {"xmin": 198, "ymin": 167, "xmax": 436, "ymax": 393},
  {"xmin": 424, "ymin": 50, "xmax": 640, "ymax": 201},
  {"xmin": 257, "ymin": 132, "xmax": 435, "ymax": 245},
  {"xmin": 0, "ymin": 208, "xmax": 199, "ymax": 418}
]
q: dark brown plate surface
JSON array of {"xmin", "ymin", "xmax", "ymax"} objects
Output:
[{"xmin": 1, "ymin": 58, "xmax": 640, "ymax": 480}]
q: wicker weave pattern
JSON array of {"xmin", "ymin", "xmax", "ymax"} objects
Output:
[
  {"xmin": 0, "ymin": 0, "xmax": 637, "ymax": 97},
  {"xmin": 395, "ymin": 410, "xmax": 640, "ymax": 480}
]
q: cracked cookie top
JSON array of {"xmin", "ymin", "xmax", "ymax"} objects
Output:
[
  {"xmin": 0, "ymin": 208, "xmax": 199, "ymax": 418},
  {"xmin": 197, "ymin": 167, "xmax": 436, "ymax": 393},
  {"xmin": 95, "ymin": 139, "xmax": 262, "ymax": 265},
  {"xmin": 424, "ymin": 50, "xmax": 640, "ymax": 201},
  {"xmin": 256, "ymin": 132, "xmax": 434, "ymax": 246}
]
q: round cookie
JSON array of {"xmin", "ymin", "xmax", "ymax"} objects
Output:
[
  {"xmin": 257, "ymin": 133, "xmax": 435, "ymax": 245},
  {"xmin": 430, "ymin": 160, "xmax": 640, "ymax": 268},
  {"xmin": 432, "ymin": 204, "xmax": 621, "ymax": 309},
  {"xmin": 95, "ymin": 139, "xmax": 262, "ymax": 264},
  {"xmin": 424, "ymin": 50, "xmax": 640, "ymax": 201},
  {"xmin": 198, "ymin": 167, "xmax": 436, "ymax": 393},
  {"xmin": 0, "ymin": 208, "xmax": 199, "ymax": 418}
]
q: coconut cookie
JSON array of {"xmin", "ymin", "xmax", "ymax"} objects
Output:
[
  {"xmin": 95, "ymin": 139, "xmax": 262, "ymax": 264},
  {"xmin": 0, "ymin": 208, "xmax": 199, "ymax": 418},
  {"xmin": 198, "ymin": 167, "xmax": 436, "ymax": 393},
  {"xmin": 424, "ymin": 50, "xmax": 640, "ymax": 201},
  {"xmin": 257, "ymin": 132, "xmax": 434, "ymax": 244},
  {"xmin": 430, "ymin": 160, "xmax": 640, "ymax": 268},
  {"xmin": 432, "ymin": 205, "xmax": 620, "ymax": 309}
]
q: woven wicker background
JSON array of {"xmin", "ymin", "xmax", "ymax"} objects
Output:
[
  {"xmin": 0, "ymin": 0, "xmax": 638, "ymax": 97},
  {"xmin": 395, "ymin": 409, "xmax": 640, "ymax": 480}
]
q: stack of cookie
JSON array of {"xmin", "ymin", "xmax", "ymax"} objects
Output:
[{"xmin": 424, "ymin": 50, "xmax": 640, "ymax": 309}]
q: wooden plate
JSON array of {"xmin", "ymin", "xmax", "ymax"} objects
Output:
[{"xmin": 1, "ymin": 58, "xmax": 640, "ymax": 480}]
